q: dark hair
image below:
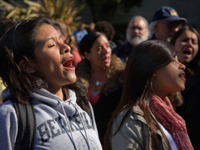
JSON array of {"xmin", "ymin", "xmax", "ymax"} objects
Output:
[
  {"xmin": 104, "ymin": 40, "xmax": 175, "ymax": 149},
  {"xmin": 94, "ymin": 21, "xmax": 115, "ymax": 41},
  {"xmin": 0, "ymin": 17, "xmax": 90, "ymax": 114},
  {"xmin": 79, "ymin": 31, "xmax": 105, "ymax": 56},
  {"xmin": 0, "ymin": 18, "xmax": 17, "ymax": 40},
  {"xmin": 170, "ymin": 25, "xmax": 200, "ymax": 76},
  {"xmin": 0, "ymin": 16, "xmax": 52, "ymax": 103},
  {"xmin": 122, "ymin": 40, "xmax": 176, "ymax": 104}
]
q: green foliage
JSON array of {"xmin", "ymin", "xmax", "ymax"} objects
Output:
[
  {"xmin": 0, "ymin": 0, "xmax": 34, "ymax": 20},
  {"xmin": 34, "ymin": 0, "xmax": 85, "ymax": 24},
  {"xmin": 0, "ymin": 0, "xmax": 84, "ymax": 27}
]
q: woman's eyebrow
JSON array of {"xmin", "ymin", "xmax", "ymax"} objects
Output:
[
  {"xmin": 45, "ymin": 36, "xmax": 56, "ymax": 42},
  {"xmin": 46, "ymin": 34, "xmax": 63, "ymax": 42}
]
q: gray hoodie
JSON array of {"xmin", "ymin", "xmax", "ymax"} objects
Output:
[{"xmin": 0, "ymin": 88, "xmax": 102, "ymax": 150}]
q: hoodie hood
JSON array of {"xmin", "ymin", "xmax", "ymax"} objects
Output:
[
  {"xmin": 30, "ymin": 88, "xmax": 78, "ymax": 117},
  {"xmin": 1, "ymin": 88, "xmax": 10, "ymax": 102},
  {"xmin": 2, "ymin": 88, "xmax": 79, "ymax": 117}
]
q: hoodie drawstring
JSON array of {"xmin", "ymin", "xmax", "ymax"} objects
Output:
[
  {"xmin": 58, "ymin": 100, "xmax": 77, "ymax": 150},
  {"xmin": 58, "ymin": 100, "xmax": 91, "ymax": 150},
  {"xmin": 70, "ymin": 101, "xmax": 91, "ymax": 150}
]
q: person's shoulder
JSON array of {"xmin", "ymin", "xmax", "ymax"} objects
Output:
[
  {"xmin": 72, "ymin": 50, "xmax": 81, "ymax": 58},
  {"xmin": 115, "ymin": 106, "xmax": 146, "ymax": 126},
  {"xmin": 0, "ymin": 100, "xmax": 14, "ymax": 110},
  {"xmin": 83, "ymin": 29, "xmax": 88, "ymax": 34},
  {"xmin": 0, "ymin": 100, "xmax": 16, "ymax": 118},
  {"xmin": 112, "ymin": 107, "xmax": 147, "ymax": 148},
  {"xmin": 148, "ymin": 34, "xmax": 157, "ymax": 40},
  {"xmin": 130, "ymin": 106, "xmax": 147, "ymax": 123},
  {"xmin": 113, "ymin": 42, "xmax": 132, "ymax": 57},
  {"xmin": 72, "ymin": 29, "xmax": 78, "ymax": 35},
  {"xmin": 113, "ymin": 42, "xmax": 127, "ymax": 52}
]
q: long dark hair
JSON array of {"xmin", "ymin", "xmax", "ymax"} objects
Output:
[
  {"xmin": 0, "ymin": 17, "xmax": 51, "ymax": 104},
  {"xmin": 0, "ymin": 17, "xmax": 90, "ymax": 114},
  {"xmin": 170, "ymin": 25, "xmax": 200, "ymax": 77},
  {"xmin": 104, "ymin": 40, "xmax": 175, "ymax": 149}
]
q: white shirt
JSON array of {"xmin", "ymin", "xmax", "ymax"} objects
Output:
[{"xmin": 159, "ymin": 122, "xmax": 178, "ymax": 150}]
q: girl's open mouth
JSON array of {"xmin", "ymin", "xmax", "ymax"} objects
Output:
[
  {"xmin": 63, "ymin": 58, "xmax": 75, "ymax": 69},
  {"xmin": 183, "ymin": 49, "xmax": 191, "ymax": 55},
  {"xmin": 179, "ymin": 72, "xmax": 186, "ymax": 81}
]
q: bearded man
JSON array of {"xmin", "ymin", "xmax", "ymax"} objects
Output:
[{"xmin": 113, "ymin": 16, "xmax": 149, "ymax": 62}]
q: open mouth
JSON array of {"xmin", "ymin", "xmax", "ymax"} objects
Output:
[
  {"xmin": 183, "ymin": 49, "xmax": 191, "ymax": 55},
  {"xmin": 179, "ymin": 72, "xmax": 186, "ymax": 81},
  {"xmin": 63, "ymin": 58, "xmax": 74, "ymax": 69}
]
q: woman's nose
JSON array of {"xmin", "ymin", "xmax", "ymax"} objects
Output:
[
  {"xmin": 179, "ymin": 62, "xmax": 186, "ymax": 70},
  {"xmin": 60, "ymin": 44, "xmax": 71, "ymax": 54},
  {"xmin": 133, "ymin": 28, "xmax": 140, "ymax": 35}
]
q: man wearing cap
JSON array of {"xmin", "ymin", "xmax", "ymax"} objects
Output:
[{"xmin": 149, "ymin": 6, "xmax": 187, "ymax": 42}]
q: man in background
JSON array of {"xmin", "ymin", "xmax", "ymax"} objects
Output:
[
  {"xmin": 113, "ymin": 16, "xmax": 149, "ymax": 62},
  {"xmin": 149, "ymin": 6, "xmax": 187, "ymax": 42}
]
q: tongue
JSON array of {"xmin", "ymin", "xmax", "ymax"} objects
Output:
[{"xmin": 64, "ymin": 60, "xmax": 72, "ymax": 67}]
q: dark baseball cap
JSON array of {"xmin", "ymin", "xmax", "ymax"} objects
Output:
[{"xmin": 151, "ymin": 6, "xmax": 187, "ymax": 23}]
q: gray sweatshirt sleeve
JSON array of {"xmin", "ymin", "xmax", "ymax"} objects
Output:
[{"xmin": 0, "ymin": 102, "xmax": 18, "ymax": 150}]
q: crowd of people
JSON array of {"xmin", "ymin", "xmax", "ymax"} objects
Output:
[{"xmin": 0, "ymin": 5, "xmax": 198, "ymax": 150}]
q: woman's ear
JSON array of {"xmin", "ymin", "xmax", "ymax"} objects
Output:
[
  {"xmin": 84, "ymin": 51, "xmax": 90, "ymax": 60},
  {"xmin": 19, "ymin": 60, "xmax": 36, "ymax": 73}
]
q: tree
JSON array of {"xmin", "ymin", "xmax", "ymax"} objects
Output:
[
  {"xmin": 80, "ymin": 0, "xmax": 142, "ymax": 22},
  {"xmin": 0, "ymin": 0, "xmax": 84, "ymax": 30}
]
